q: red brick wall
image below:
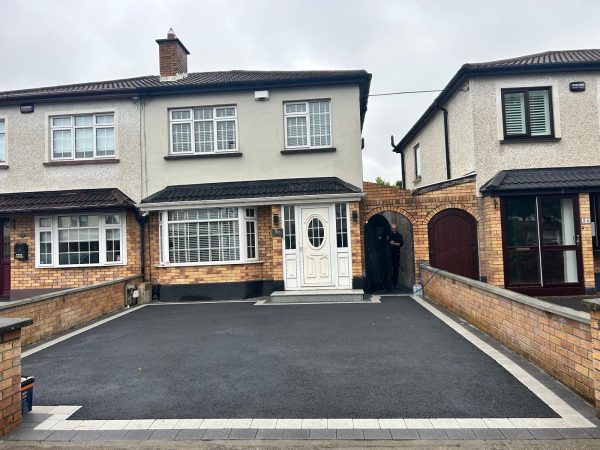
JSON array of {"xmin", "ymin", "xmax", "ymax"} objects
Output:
[
  {"xmin": 0, "ymin": 276, "xmax": 141, "ymax": 346},
  {"xmin": 158, "ymin": 40, "xmax": 188, "ymax": 77},
  {"xmin": 421, "ymin": 264, "xmax": 594, "ymax": 402},
  {"xmin": 0, "ymin": 329, "xmax": 23, "ymax": 436}
]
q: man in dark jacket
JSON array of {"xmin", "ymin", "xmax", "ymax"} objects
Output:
[{"xmin": 388, "ymin": 223, "xmax": 404, "ymax": 289}]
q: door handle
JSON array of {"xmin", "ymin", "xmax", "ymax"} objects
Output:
[{"xmin": 576, "ymin": 235, "xmax": 581, "ymax": 246}]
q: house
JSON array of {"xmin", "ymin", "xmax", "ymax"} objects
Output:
[
  {"xmin": 0, "ymin": 30, "xmax": 371, "ymax": 301},
  {"xmin": 391, "ymin": 50, "xmax": 600, "ymax": 297}
]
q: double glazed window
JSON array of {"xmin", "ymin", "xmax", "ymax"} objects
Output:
[
  {"xmin": 50, "ymin": 114, "xmax": 115, "ymax": 160},
  {"xmin": 335, "ymin": 203, "xmax": 348, "ymax": 248},
  {"xmin": 414, "ymin": 144, "xmax": 421, "ymax": 178},
  {"xmin": 0, "ymin": 120, "xmax": 5, "ymax": 163},
  {"xmin": 502, "ymin": 87, "xmax": 553, "ymax": 139},
  {"xmin": 161, "ymin": 207, "xmax": 257, "ymax": 265},
  {"xmin": 36, "ymin": 213, "xmax": 125, "ymax": 267},
  {"xmin": 170, "ymin": 106, "xmax": 237, "ymax": 154},
  {"xmin": 284, "ymin": 100, "xmax": 331, "ymax": 149}
]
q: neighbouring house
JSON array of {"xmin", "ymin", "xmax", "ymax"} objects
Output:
[
  {"xmin": 0, "ymin": 29, "xmax": 371, "ymax": 301},
  {"xmin": 385, "ymin": 49, "xmax": 600, "ymax": 297}
]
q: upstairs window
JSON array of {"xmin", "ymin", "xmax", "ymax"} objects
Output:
[
  {"xmin": 50, "ymin": 114, "xmax": 115, "ymax": 160},
  {"xmin": 170, "ymin": 106, "xmax": 238, "ymax": 154},
  {"xmin": 284, "ymin": 100, "xmax": 331, "ymax": 149},
  {"xmin": 414, "ymin": 144, "xmax": 422, "ymax": 179},
  {"xmin": 0, "ymin": 120, "xmax": 5, "ymax": 163},
  {"xmin": 502, "ymin": 87, "xmax": 553, "ymax": 139}
]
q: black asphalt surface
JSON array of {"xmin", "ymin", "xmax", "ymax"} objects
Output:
[{"xmin": 23, "ymin": 297, "xmax": 557, "ymax": 420}]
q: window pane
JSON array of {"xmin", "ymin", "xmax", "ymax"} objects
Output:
[
  {"xmin": 309, "ymin": 101, "xmax": 331, "ymax": 147},
  {"xmin": 504, "ymin": 92, "xmax": 526, "ymax": 135},
  {"xmin": 52, "ymin": 129, "xmax": 72, "ymax": 158},
  {"xmin": 284, "ymin": 206, "xmax": 296, "ymax": 250},
  {"xmin": 75, "ymin": 115, "xmax": 93, "ymax": 127},
  {"xmin": 194, "ymin": 121, "xmax": 214, "ymax": 153},
  {"xmin": 39, "ymin": 231, "xmax": 52, "ymax": 265},
  {"xmin": 96, "ymin": 127, "xmax": 115, "ymax": 156},
  {"xmin": 335, "ymin": 203, "xmax": 348, "ymax": 248},
  {"xmin": 52, "ymin": 117, "xmax": 72, "ymax": 127},
  {"xmin": 542, "ymin": 250, "xmax": 578, "ymax": 284},
  {"xmin": 529, "ymin": 90, "xmax": 551, "ymax": 136},
  {"xmin": 194, "ymin": 108, "xmax": 213, "ymax": 120},
  {"xmin": 285, "ymin": 103, "xmax": 307, "ymax": 114},
  {"xmin": 216, "ymin": 107, "xmax": 235, "ymax": 118},
  {"xmin": 171, "ymin": 110, "xmax": 191, "ymax": 120},
  {"xmin": 0, "ymin": 121, "xmax": 4, "ymax": 133},
  {"xmin": 540, "ymin": 198, "xmax": 575, "ymax": 245},
  {"xmin": 246, "ymin": 221, "xmax": 256, "ymax": 259},
  {"xmin": 506, "ymin": 251, "xmax": 541, "ymax": 285},
  {"xmin": 0, "ymin": 122, "xmax": 5, "ymax": 163},
  {"xmin": 286, "ymin": 116, "xmax": 307, "ymax": 147},
  {"xmin": 415, "ymin": 146, "xmax": 421, "ymax": 177},
  {"xmin": 57, "ymin": 217, "xmax": 101, "ymax": 266},
  {"xmin": 95, "ymin": 114, "xmax": 114, "ymax": 125},
  {"xmin": 504, "ymin": 196, "xmax": 539, "ymax": 247},
  {"xmin": 172, "ymin": 122, "xmax": 192, "ymax": 153},
  {"xmin": 75, "ymin": 127, "xmax": 94, "ymax": 158},
  {"xmin": 105, "ymin": 214, "xmax": 120, "ymax": 225},
  {"xmin": 216, "ymin": 120, "xmax": 236, "ymax": 150},
  {"xmin": 39, "ymin": 218, "xmax": 51, "ymax": 227},
  {"xmin": 106, "ymin": 228, "xmax": 121, "ymax": 263}
]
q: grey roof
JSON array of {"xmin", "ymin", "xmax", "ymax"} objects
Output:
[
  {"xmin": 141, "ymin": 177, "xmax": 362, "ymax": 204},
  {"xmin": 480, "ymin": 166, "xmax": 600, "ymax": 195},
  {"xmin": 394, "ymin": 49, "xmax": 600, "ymax": 152},
  {"xmin": 0, "ymin": 188, "xmax": 135, "ymax": 215}
]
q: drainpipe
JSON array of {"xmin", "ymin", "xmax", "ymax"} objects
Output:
[
  {"xmin": 391, "ymin": 135, "xmax": 406, "ymax": 187},
  {"xmin": 435, "ymin": 102, "xmax": 451, "ymax": 180},
  {"xmin": 135, "ymin": 212, "xmax": 148, "ymax": 279}
]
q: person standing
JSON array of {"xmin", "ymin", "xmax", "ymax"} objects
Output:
[{"xmin": 388, "ymin": 223, "xmax": 404, "ymax": 289}]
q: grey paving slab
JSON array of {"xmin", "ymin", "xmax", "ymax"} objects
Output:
[
  {"xmin": 445, "ymin": 429, "xmax": 477, "ymax": 440},
  {"xmin": 473, "ymin": 429, "xmax": 506, "ymax": 440},
  {"xmin": 96, "ymin": 430, "xmax": 128, "ymax": 440},
  {"xmin": 282, "ymin": 429, "xmax": 310, "ymax": 440},
  {"xmin": 123, "ymin": 429, "xmax": 152, "ymax": 440},
  {"xmin": 21, "ymin": 413, "xmax": 51, "ymax": 423},
  {"xmin": 584, "ymin": 427, "xmax": 600, "ymax": 438},
  {"xmin": 174, "ymin": 429, "xmax": 206, "ymax": 440},
  {"xmin": 417, "ymin": 429, "xmax": 448, "ymax": 440},
  {"xmin": 149, "ymin": 429, "xmax": 179, "ymax": 440},
  {"xmin": 556, "ymin": 428, "xmax": 593, "ymax": 439},
  {"xmin": 23, "ymin": 299, "xmax": 558, "ymax": 420},
  {"xmin": 528, "ymin": 428, "xmax": 564, "ymax": 439},
  {"xmin": 337, "ymin": 429, "xmax": 364, "ymax": 440},
  {"xmin": 202, "ymin": 429, "xmax": 231, "ymax": 440},
  {"xmin": 391, "ymin": 429, "xmax": 419, "ymax": 440},
  {"xmin": 256, "ymin": 429, "xmax": 284, "ymax": 440},
  {"xmin": 45, "ymin": 430, "xmax": 79, "ymax": 441},
  {"xmin": 70, "ymin": 431, "xmax": 101, "ymax": 442},
  {"xmin": 228, "ymin": 428, "xmax": 258, "ymax": 439},
  {"xmin": 501, "ymin": 429, "xmax": 535, "ymax": 440},
  {"xmin": 3, "ymin": 429, "xmax": 53, "ymax": 441},
  {"xmin": 363, "ymin": 429, "xmax": 392, "ymax": 440},
  {"xmin": 309, "ymin": 429, "xmax": 336, "ymax": 440}
]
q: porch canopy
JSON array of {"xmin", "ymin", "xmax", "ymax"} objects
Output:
[
  {"xmin": 0, "ymin": 188, "xmax": 136, "ymax": 216},
  {"xmin": 139, "ymin": 177, "xmax": 363, "ymax": 209},
  {"xmin": 480, "ymin": 166, "xmax": 600, "ymax": 196}
]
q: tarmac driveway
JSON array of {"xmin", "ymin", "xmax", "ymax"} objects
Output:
[{"xmin": 22, "ymin": 297, "xmax": 557, "ymax": 420}]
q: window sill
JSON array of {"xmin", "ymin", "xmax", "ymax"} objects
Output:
[
  {"xmin": 500, "ymin": 137, "xmax": 561, "ymax": 144},
  {"xmin": 164, "ymin": 152, "xmax": 242, "ymax": 160},
  {"xmin": 281, "ymin": 147, "xmax": 336, "ymax": 155},
  {"xmin": 36, "ymin": 263, "xmax": 126, "ymax": 269},
  {"xmin": 43, "ymin": 159, "xmax": 119, "ymax": 167},
  {"xmin": 155, "ymin": 260, "xmax": 263, "ymax": 268},
  {"xmin": 0, "ymin": 165, "xmax": 8, "ymax": 170}
]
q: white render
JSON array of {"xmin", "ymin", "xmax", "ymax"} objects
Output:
[
  {"xmin": 400, "ymin": 72, "xmax": 600, "ymax": 193},
  {"xmin": 142, "ymin": 84, "xmax": 364, "ymax": 197},
  {"xmin": 0, "ymin": 99, "xmax": 143, "ymax": 202}
]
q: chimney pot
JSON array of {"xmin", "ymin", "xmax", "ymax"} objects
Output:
[
  {"xmin": 156, "ymin": 29, "xmax": 190, "ymax": 79},
  {"xmin": 167, "ymin": 28, "xmax": 176, "ymax": 39}
]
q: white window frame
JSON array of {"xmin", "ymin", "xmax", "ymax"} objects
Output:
[
  {"xmin": 159, "ymin": 207, "xmax": 258, "ymax": 266},
  {"xmin": 169, "ymin": 106, "xmax": 239, "ymax": 155},
  {"xmin": 0, "ymin": 118, "xmax": 6, "ymax": 165},
  {"xmin": 283, "ymin": 99, "xmax": 332, "ymax": 149},
  {"xmin": 414, "ymin": 144, "xmax": 422, "ymax": 179},
  {"xmin": 35, "ymin": 212, "xmax": 127, "ymax": 268},
  {"xmin": 49, "ymin": 113, "xmax": 116, "ymax": 161}
]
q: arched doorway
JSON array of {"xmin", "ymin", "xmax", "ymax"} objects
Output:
[
  {"xmin": 364, "ymin": 212, "xmax": 415, "ymax": 292},
  {"xmin": 428, "ymin": 209, "xmax": 479, "ymax": 280}
]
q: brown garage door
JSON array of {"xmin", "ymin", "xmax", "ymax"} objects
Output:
[{"xmin": 428, "ymin": 209, "xmax": 479, "ymax": 280}]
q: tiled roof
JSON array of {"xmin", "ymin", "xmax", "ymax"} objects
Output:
[
  {"xmin": 465, "ymin": 49, "xmax": 600, "ymax": 69},
  {"xmin": 141, "ymin": 177, "xmax": 362, "ymax": 204},
  {"xmin": 480, "ymin": 166, "xmax": 600, "ymax": 195},
  {"xmin": 0, "ymin": 70, "xmax": 371, "ymax": 101},
  {"xmin": 0, "ymin": 188, "xmax": 135, "ymax": 215}
]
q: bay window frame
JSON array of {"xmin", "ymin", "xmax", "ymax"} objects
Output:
[
  {"xmin": 501, "ymin": 86, "xmax": 555, "ymax": 140},
  {"xmin": 283, "ymin": 99, "xmax": 332, "ymax": 150}
]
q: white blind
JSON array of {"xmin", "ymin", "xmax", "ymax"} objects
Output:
[
  {"xmin": 504, "ymin": 92, "xmax": 526, "ymax": 135},
  {"xmin": 528, "ymin": 90, "xmax": 551, "ymax": 136},
  {"xmin": 309, "ymin": 101, "xmax": 331, "ymax": 147}
]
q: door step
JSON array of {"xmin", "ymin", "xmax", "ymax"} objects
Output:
[{"xmin": 269, "ymin": 289, "xmax": 365, "ymax": 304}]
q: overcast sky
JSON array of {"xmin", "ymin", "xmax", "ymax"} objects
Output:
[{"xmin": 2, "ymin": 0, "xmax": 600, "ymax": 183}]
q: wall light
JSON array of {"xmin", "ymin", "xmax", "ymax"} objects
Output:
[
  {"xmin": 352, "ymin": 210, "xmax": 359, "ymax": 222},
  {"xmin": 273, "ymin": 214, "xmax": 280, "ymax": 226}
]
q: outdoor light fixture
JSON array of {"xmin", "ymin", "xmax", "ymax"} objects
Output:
[
  {"xmin": 352, "ymin": 210, "xmax": 359, "ymax": 222},
  {"xmin": 273, "ymin": 214, "xmax": 279, "ymax": 226},
  {"xmin": 20, "ymin": 104, "xmax": 34, "ymax": 114}
]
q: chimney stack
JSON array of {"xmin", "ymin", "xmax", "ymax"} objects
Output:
[{"xmin": 156, "ymin": 28, "xmax": 190, "ymax": 79}]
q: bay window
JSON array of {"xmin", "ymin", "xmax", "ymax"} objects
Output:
[
  {"xmin": 50, "ymin": 113, "xmax": 115, "ymax": 160},
  {"xmin": 160, "ymin": 207, "xmax": 258, "ymax": 265},
  {"xmin": 284, "ymin": 100, "xmax": 331, "ymax": 149},
  {"xmin": 36, "ymin": 213, "xmax": 125, "ymax": 267},
  {"xmin": 502, "ymin": 87, "xmax": 553, "ymax": 139},
  {"xmin": 170, "ymin": 106, "xmax": 238, "ymax": 154}
]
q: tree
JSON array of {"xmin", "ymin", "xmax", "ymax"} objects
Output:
[
  {"xmin": 375, "ymin": 176, "xmax": 390, "ymax": 186},
  {"xmin": 395, "ymin": 180, "xmax": 403, "ymax": 188}
]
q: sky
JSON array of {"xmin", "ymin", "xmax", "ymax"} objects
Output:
[{"xmin": 2, "ymin": 0, "xmax": 600, "ymax": 183}]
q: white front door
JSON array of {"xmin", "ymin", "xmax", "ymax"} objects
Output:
[{"xmin": 300, "ymin": 206, "xmax": 333, "ymax": 286}]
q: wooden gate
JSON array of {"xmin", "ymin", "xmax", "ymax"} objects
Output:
[{"xmin": 428, "ymin": 209, "xmax": 479, "ymax": 280}]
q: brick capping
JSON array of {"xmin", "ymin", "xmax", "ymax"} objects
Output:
[
  {"xmin": 584, "ymin": 298, "xmax": 600, "ymax": 311},
  {"xmin": 0, "ymin": 275, "xmax": 141, "ymax": 312},
  {"xmin": 0, "ymin": 317, "xmax": 32, "ymax": 334},
  {"xmin": 421, "ymin": 264, "xmax": 590, "ymax": 323},
  {"xmin": 412, "ymin": 173, "xmax": 476, "ymax": 195}
]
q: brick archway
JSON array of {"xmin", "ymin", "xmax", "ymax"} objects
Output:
[
  {"xmin": 424, "ymin": 204, "xmax": 480, "ymax": 225},
  {"xmin": 364, "ymin": 206, "xmax": 418, "ymax": 225}
]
